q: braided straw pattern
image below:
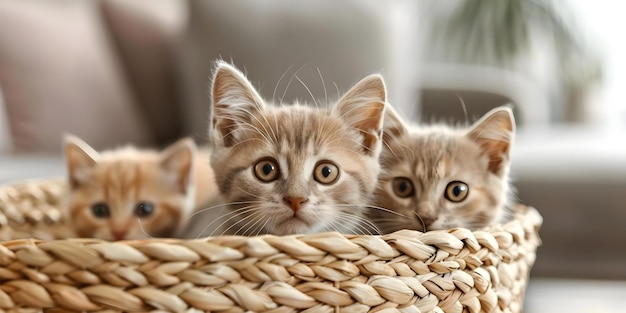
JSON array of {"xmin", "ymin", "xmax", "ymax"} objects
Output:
[
  {"xmin": 0, "ymin": 178, "xmax": 72, "ymax": 241},
  {"xmin": 0, "ymin": 178, "xmax": 542, "ymax": 313}
]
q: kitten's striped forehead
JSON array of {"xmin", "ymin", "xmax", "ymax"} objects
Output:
[
  {"xmin": 251, "ymin": 105, "xmax": 357, "ymax": 154},
  {"xmin": 383, "ymin": 131, "xmax": 455, "ymax": 181},
  {"xmin": 100, "ymin": 161, "xmax": 142, "ymax": 201},
  {"xmin": 86, "ymin": 151, "xmax": 168, "ymax": 204}
]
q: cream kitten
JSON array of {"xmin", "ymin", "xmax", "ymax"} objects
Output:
[
  {"xmin": 372, "ymin": 106, "xmax": 515, "ymax": 233},
  {"xmin": 64, "ymin": 136, "xmax": 218, "ymax": 240},
  {"xmin": 191, "ymin": 61, "xmax": 386, "ymax": 236}
]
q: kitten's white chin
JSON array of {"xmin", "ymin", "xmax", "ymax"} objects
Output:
[{"xmin": 273, "ymin": 216, "xmax": 316, "ymax": 235}]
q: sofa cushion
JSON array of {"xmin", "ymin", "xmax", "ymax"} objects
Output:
[
  {"xmin": 100, "ymin": 0, "xmax": 187, "ymax": 146},
  {"xmin": 0, "ymin": 0, "xmax": 155, "ymax": 152},
  {"xmin": 0, "ymin": 85, "xmax": 11, "ymax": 152}
]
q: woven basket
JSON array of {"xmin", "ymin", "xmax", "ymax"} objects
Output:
[{"xmin": 0, "ymin": 178, "xmax": 542, "ymax": 313}]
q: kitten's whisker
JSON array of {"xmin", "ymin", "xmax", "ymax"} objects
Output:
[
  {"xmin": 398, "ymin": 141, "xmax": 416, "ymax": 161},
  {"xmin": 331, "ymin": 131, "xmax": 379, "ymax": 154},
  {"xmin": 316, "ymin": 67, "xmax": 328, "ymax": 108},
  {"xmin": 231, "ymin": 211, "xmax": 256, "ymax": 236},
  {"xmin": 332, "ymin": 82, "xmax": 340, "ymax": 101},
  {"xmin": 333, "ymin": 212, "xmax": 378, "ymax": 235},
  {"xmin": 334, "ymin": 215, "xmax": 374, "ymax": 236},
  {"xmin": 336, "ymin": 101, "xmax": 384, "ymax": 123},
  {"xmin": 336, "ymin": 211, "xmax": 382, "ymax": 235},
  {"xmin": 136, "ymin": 217, "xmax": 154, "ymax": 239},
  {"xmin": 220, "ymin": 122, "xmax": 274, "ymax": 150},
  {"xmin": 332, "ymin": 207, "xmax": 381, "ymax": 235},
  {"xmin": 237, "ymin": 210, "xmax": 266, "ymax": 236},
  {"xmin": 324, "ymin": 145, "xmax": 374, "ymax": 160},
  {"xmin": 241, "ymin": 215, "xmax": 261, "ymax": 237},
  {"xmin": 213, "ymin": 204, "xmax": 260, "ymax": 220},
  {"xmin": 256, "ymin": 216, "xmax": 271, "ymax": 237},
  {"xmin": 273, "ymin": 64, "xmax": 295, "ymax": 103},
  {"xmin": 196, "ymin": 205, "xmax": 259, "ymax": 238},
  {"xmin": 230, "ymin": 137, "xmax": 273, "ymax": 151},
  {"xmin": 237, "ymin": 104, "xmax": 280, "ymax": 146},
  {"xmin": 368, "ymin": 219, "xmax": 401, "ymax": 226},
  {"xmin": 188, "ymin": 200, "xmax": 262, "ymax": 220},
  {"xmin": 369, "ymin": 216, "xmax": 407, "ymax": 223},
  {"xmin": 259, "ymin": 111, "xmax": 279, "ymax": 145},
  {"xmin": 334, "ymin": 204, "xmax": 408, "ymax": 219},
  {"xmin": 382, "ymin": 138, "xmax": 400, "ymax": 159},
  {"xmin": 246, "ymin": 213, "xmax": 270, "ymax": 237},
  {"xmin": 323, "ymin": 134, "xmax": 363, "ymax": 147},
  {"xmin": 414, "ymin": 211, "xmax": 427, "ymax": 232},
  {"xmin": 331, "ymin": 212, "xmax": 356, "ymax": 225},
  {"xmin": 325, "ymin": 220, "xmax": 341, "ymax": 234},
  {"xmin": 272, "ymin": 110, "xmax": 280, "ymax": 143},
  {"xmin": 219, "ymin": 114, "xmax": 273, "ymax": 142},
  {"xmin": 219, "ymin": 208, "xmax": 263, "ymax": 236},
  {"xmin": 318, "ymin": 118, "xmax": 341, "ymax": 143},
  {"xmin": 369, "ymin": 217, "xmax": 424, "ymax": 234},
  {"xmin": 294, "ymin": 75, "xmax": 319, "ymax": 109},
  {"xmin": 234, "ymin": 186, "xmax": 269, "ymax": 201},
  {"xmin": 208, "ymin": 207, "xmax": 261, "ymax": 238},
  {"xmin": 234, "ymin": 122, "xmax": 274, "ymax": 146},
  {"xmin": 222, "ymin": 111, "xmax": 277, "ymax": 146},
  {"xmin": 280, "ymin": 63, "xmax": 307, "ymax": 103},
  {"xmin": 456, "ymin": 94, "xmax": 469, "ymax": 125}
]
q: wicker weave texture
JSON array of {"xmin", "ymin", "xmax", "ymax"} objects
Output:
[{"xmin": 0, "ymin": 179, "xmax": 542, "ymax": 313}]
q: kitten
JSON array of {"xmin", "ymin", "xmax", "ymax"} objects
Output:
[
  {"xmin": 189, "ymin": 61, "xmax": 386, "ymax": 237},
  {"xmin": 372, "ymin": 105, "xmax": 515, "ymax": 233},
  {"xmin": 64, "ymin": 135, "xmax": 218, "ymax": 240}
]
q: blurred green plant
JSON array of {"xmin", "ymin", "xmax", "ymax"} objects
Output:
[{"xmin": 437, "ymin": 0, "xmax": 602, "ymax": 89}]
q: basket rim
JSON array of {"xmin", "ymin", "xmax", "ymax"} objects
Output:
[{"xmin": 0, "ymin": 176, "xmax": 542, "ymax": 242}]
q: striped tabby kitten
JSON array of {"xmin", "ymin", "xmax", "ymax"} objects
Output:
[
  {"xmin": 372, "ymin": 106, "xmax": 515, "ymax": 233},
  {"xmin": 64, "ymin": 136, "xmax": 218, "ymax": 240},
  {"xmin": 196, "ymin": 61, "xmax": 386, "ymax": 236}
]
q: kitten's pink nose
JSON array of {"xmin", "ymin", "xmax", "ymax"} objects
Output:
[
  {"xmin": 112, "ymin": 229, "xmax": 128, "ymax": 241},
  {"xmin": 283, "ymin": 197, "xmax": 308, "ymax": 212}
]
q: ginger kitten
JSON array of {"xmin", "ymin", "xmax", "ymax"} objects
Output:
[
  {"xmin": 64, "ymin": 136, "xmax": 218, "ymax": 240},
  {"xmin": 189, "ymin": 61, "xmax": 386, "ymax": 237},
  {"xmin": 372, "ymin": 106, "xmax": 515, "ymax": 233}
]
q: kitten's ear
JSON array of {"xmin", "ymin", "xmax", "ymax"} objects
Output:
[
  {"xmin": 210, "ymin": 61, "xmax": 266, "ymax": 147},
  {"xmin": 383, "ymin": 104, "xmax": 409, "ymax": 143},
  {"xmin": 467, "ymin": 106, "xmax": 516, "ymax": 176},
  {"xmin": 160, "ymin": 138, "xmax": 196, "ymax": 194},
  {"xmin": 333, "ymin": 74, "xmax": 387, "ymax": 155},
  {"xmin": 64, "ymin": 135, "xmax": 99, "ymax": 189}
]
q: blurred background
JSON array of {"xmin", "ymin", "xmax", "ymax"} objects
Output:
[{"xmin": 0, "ymin": 0, "xmax": 624, "ymax": 311}]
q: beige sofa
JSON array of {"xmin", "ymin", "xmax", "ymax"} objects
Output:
[{"xmin": 0, "ymin": 0, "xmax": 403, "ymax": 155}]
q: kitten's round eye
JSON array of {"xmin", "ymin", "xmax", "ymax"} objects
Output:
[
  {"xmin": 313, "ymin": 161, "xmax": 340, "ymax": 185},
  {"xmin": 445, "ymin": 181, "xmax": 469, "ymax": 202},
  {"xmin": 90, "ymin": 203, "xmax": 110, "ymax": 218},
  {"xmin": 254, "ymin": 158, "xmax": 280, "ymax": 182},
  {"xmin": 392, "ymin": 177, "xmax": 414, "ymax": 198},
  {"xmin": 134, "ymin": 202, "xmax": 155, "ymax": 218}
]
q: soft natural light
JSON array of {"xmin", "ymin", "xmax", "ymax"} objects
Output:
[{"xmin": 568, "ymin": 0, "xmax": 626, "ymax": 130}]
